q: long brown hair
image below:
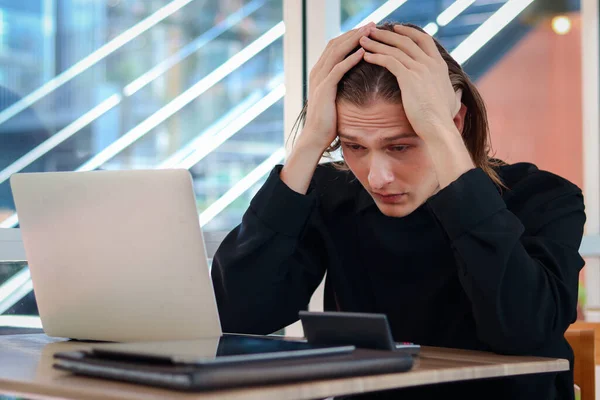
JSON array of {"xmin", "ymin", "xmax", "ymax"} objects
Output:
[{"xmin": 291, "ymin": 22, "xmax": 504, "ymax": 187}]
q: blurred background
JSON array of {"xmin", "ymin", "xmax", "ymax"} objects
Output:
[{"xmin": 0, "ymin": 0, "xmax": 595, "ymax": 330}]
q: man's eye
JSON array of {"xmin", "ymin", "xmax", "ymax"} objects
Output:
[
  {"xmin": 345, "ymin": 143, "xmax": 365, "ymax": 151},
  {"xmin": 390, "ymin": 145, "xmax": 408, "ymax": 152}
]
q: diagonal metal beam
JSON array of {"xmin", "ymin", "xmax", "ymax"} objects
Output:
[
  {"xmin": 0, "ymin": 0, "xmax": 196, "ymax": 127},
  {"xmin": 0, "ymin": 0, "xmax": 266, "ymax": 187},
  {"xmin": 451, "ymin": 0, "xmax": 536, "ymax": 64},
  {"xmin": 75, "ymin": 22, "xmax": 285, "ymax": 173}
]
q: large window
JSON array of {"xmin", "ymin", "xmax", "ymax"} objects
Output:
[
  {"xmin": 0, "ymin": 0, "xmax": 285, "ymax": 320},
  {"xmin": 0, "ymin": 0, "xmax": 284, "ymax": 233}
]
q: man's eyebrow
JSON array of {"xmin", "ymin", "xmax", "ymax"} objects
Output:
[
  {"xmin": 337, "ymin": 132, "xmax": 417, "ymax": 142},
  {"xmin": 337, "ymin": 132, "xmax": 359, "ymax": 141},
  {"xmin": 381, "ymin": 133, "xmax": 418, "ymax": 142}
]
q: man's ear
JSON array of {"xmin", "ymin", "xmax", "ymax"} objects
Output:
[{"xmin": 454, "ymin": 103, "xmax": 467, "ymax": 134}]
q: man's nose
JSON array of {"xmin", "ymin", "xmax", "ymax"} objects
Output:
[{"xmin": 368, "ymin": 156, "xmax": 394, "ymax": 190}]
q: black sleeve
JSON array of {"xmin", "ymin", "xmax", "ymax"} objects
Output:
[
  {"xmin": 211, "ymin": 166, "xmax": 327, "ymax": 335},
  {"xmin": 427, "ymin": 168, "xmax": 585, "ymax": 354}
]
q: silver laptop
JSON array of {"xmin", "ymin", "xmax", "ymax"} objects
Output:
[{"xmin": 10, "ymin": 169, "xmax": 222, "ymax": 342}]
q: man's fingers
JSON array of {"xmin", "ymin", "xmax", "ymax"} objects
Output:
[
  {"xmin": 393, "ymin": 24, "xmax": 442, "ymax": 61},
  {"xmin": 367, "ymin": 28, "xmax": 429, "ymax": 65},
  {"xmin": 312, "ymin": 23, "xmax": 374, "ymax": 85},
  {"xmin": 323, "ymin": 47, "xmax": 366, "ymax": 88},
  {"xmin": 359, "ymin": 35, "xmax": 418, "ymax": 70},
  {"xmin": 363, "ymin": 52, "xmax": 410, "ymax": 84}
]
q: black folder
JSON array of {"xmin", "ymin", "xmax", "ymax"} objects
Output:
[{"xmin": 53, "ymin": 335, "xmax": 414, "ymax": 391}]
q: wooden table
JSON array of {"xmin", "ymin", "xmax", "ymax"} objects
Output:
[{"xmin": 0, "ymin": 334, "xmax": 569, "ymax": 400}]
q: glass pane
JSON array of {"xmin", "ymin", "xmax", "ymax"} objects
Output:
[
  {"xmin": 0, "ymin": 0, "xmax": 284, "ymax": 232},
  {"xmin": 0, "ymin": 262, "xmax": 26, "ymax": 285},
  {"xmin": 0, "ymin": 0, "xmax": 284, "ymax": 319},
  {"xmin": 341, "ymin": 0, "xmax": 387, "ymax": 30},
  {"xmin": 0, "ymin": 261, "xmax": 37, "ymax": 316}
]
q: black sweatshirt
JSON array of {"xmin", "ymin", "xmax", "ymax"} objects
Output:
[{"xmin": 211, "ymin": 162, "xmax": 586, "ymax": 400}]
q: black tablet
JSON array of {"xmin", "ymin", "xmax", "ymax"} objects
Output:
[{"xmin": 85, "ymin": 334, "xmax": 355, "ymax": 366}]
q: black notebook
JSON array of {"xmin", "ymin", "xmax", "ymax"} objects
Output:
[{"xmin": 53, "ymin": 334, "xmax": 414, "ymax": 391}]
